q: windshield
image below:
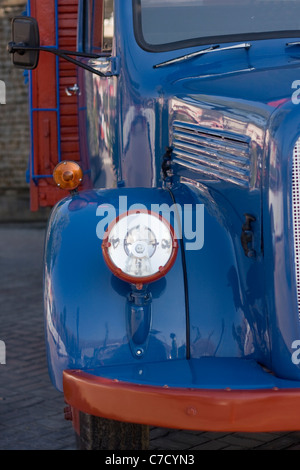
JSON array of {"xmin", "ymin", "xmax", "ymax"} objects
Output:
[{"xmin": 133, "ymin": 0, "xmax": 300, "ymax": 51}]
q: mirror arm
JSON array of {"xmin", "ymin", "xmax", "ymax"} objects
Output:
[{"xmin": 8, "ymin": 42, "xmax": 106, "ymax": 77}]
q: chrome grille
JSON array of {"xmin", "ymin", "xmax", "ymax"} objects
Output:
[
  {"xmin": 293, "ymin": 138, "xmax": 300, "ymax": 316},
  {"xmin": 172, "ymin": 121, "xmax": 252, "ymax": 187}
]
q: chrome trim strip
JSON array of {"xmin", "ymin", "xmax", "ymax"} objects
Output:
[{"xmin": 292, "ymin": 138, "xmax": 300, "ymax": 317}]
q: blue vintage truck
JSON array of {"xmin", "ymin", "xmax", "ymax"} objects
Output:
[{"xmin": 8, "ymin": 0, "xmax": 300, "ymax": 450}]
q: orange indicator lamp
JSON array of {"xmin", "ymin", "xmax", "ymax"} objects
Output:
[{"xmin": 53, "ymin": 161, "xmax": 83, "ymax": 191}]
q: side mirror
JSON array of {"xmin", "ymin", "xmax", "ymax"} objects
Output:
[
  {"xmin": 8, "ymin": 16, "xmax": 107, "ymax": 77},
  {"xmin": 9, "ymin": 16, "xmax": 40, "ymax": 69}
]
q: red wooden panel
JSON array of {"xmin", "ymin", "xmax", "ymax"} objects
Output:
[
  {"xmin": 30, "ymin": 0, "xmax": 57, "ymax": 210},
  {"xmin": 58, "ymin": 0, "xmax": 81, "ymax": 169},
  {"xmin": 29, "ymin": 0, "xmax": 90, "ymax": 211}
]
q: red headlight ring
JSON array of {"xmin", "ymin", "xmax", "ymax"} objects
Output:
[{"xmin": 101, "ymin": 209, "xmax": 178, "ymax": 289}]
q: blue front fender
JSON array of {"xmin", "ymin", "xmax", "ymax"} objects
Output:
[
  {"xmin": 44, "ymin": 187, "xmax": 188, "ymax": 391},
  {"xmin": 44, "ymin": 184, "xmax": 271, "ymax": 392}
]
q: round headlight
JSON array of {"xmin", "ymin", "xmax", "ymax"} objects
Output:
[{"xmin": 102, "ymin": 210, "xmax": 178, "ymax": 288}]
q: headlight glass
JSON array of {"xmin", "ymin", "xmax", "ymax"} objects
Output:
[{"xmin": 102, "ymin": 210, "xmax": 178, "ymax": 286}]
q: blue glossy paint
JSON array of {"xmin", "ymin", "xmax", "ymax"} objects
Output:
[
  {"xmin": 44, "ymin": 188, "xmax": 187, "ymax": 391},
  {"xmin": 44, "ymin": 0, "xmax": 300, "ymax": 395},
  {"xmin": 76, "ymin": 358, "xmax": 300, "ymax": 390}
]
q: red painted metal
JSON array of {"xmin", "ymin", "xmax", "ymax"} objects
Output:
[
  {"xmin": 29, "ymin": 0, "xmax": 88, "ymax": 211},
  {"xmin": 63, "ymin": 369, "xmax": 300, "ymax": 432}
]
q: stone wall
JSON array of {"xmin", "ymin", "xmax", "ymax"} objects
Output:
[{"xmin": 0, "ymin": 0, "xmax": 49, "ymax": 222}]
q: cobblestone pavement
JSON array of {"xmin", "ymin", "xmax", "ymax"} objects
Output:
[{"xmin": 1, "ymin": 224, "xmax": 300, "ymax": 450}]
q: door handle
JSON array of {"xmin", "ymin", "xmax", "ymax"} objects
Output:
[{"xmin": 65, "ymin": 83, "xmax": 80, "ymax": 96}]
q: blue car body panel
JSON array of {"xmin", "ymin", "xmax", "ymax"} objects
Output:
[{"xmin": 41, "ymin": 0, "xmax": 300, "ymax": 418}]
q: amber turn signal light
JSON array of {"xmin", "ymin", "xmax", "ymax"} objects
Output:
[{"xmin": 53, "ymin": 161, "xmax": 83, "ymax": 191}]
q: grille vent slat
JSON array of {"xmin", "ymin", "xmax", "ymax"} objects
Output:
[{"xmin": 172, "ymin": 121, "xmax": 252, "ymax": 187}]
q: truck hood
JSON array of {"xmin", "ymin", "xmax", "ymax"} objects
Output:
[
  {"xmin": 160, "ymin": 39, "xmax": 300, "ymax": 108},
  {"xmin": 171, "ymin": 62, "xmax": 298, "ymax": 108},
  {"xmin": 167, "ymin": 57, "xmax": 300, "ymax": 191}
]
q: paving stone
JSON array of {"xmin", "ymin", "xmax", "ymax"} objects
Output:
[
  {"xmin": 285, "ymin": 444, "xmax": 300, "ymax": 450},
  {"xmin": 149, "ymin": 427, "xmax": 171, "ymax": 439},
  {"xmin": 162, "ymin": 430, "xmax": 210, "ymax": 446},
  {"xmin": 149, "ymin": 437, "xmax": 195, "ymax": 450},
  {"xmin": 253, "ymin": 436, "xmax": 300, "ymax": 450},
  {"xmin": 190, "ymin": 439, "xmax": 230, "ymax": 450},
  {"xmin": 223, "ymin": 445, "xmax": 248, "ymax": 450}
]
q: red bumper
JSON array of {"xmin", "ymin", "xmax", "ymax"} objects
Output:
[{"xmin": 63, "ymin": 369, "xmax": 300, "ymax": 432}]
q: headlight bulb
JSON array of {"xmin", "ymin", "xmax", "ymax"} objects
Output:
[{"xmin": 102, "ymin": 210, "xmax": 178, "ymax": 288}]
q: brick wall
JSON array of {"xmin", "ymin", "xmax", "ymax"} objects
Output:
[{"xmin": 0, "ymin": 0, "xmax": 49, "ymax": 221}]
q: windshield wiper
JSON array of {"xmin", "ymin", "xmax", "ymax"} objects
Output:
[{"xmin": 153, "ymin": 42, "xmax": 251, "ymax": 69}]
